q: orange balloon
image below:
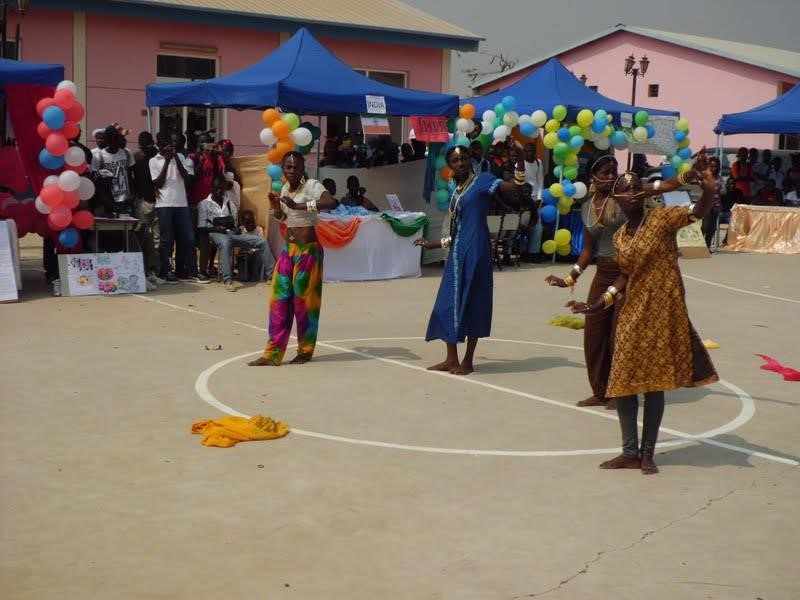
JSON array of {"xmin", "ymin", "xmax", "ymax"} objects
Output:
[
  {"xmin": 459, "ymin": 103, "xmax": 476, "ymax": 120},
  {"xmin": 440, "ymin": 166, "xmax": 453, "ymax": 180},
  {"xmin": 272, "ymin": 120, "xmax": 290, "ymax": 140},
  {"xmin": 266, "ymin": 148, "xmax": 282, "ymax": 164},
  {"xmin": 275, "ymin": 140, "xmax": 294, "ymax": 157},
  {"xmin": 262, "ymin": 108, "xmax": 280, "ymax": 126}
]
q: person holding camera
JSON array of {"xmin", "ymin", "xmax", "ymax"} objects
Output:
[{"xmin": 197, "ymin": 175, "xmax": 270, "ymax": 292}]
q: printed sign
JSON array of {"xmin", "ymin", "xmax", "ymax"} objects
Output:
[
  {"xmin": 58, "ymin": 252, "xmax": 146, "ymax": 296},
  {"xmin": 0, "ymin": 220, "xmax": 19, "ymax": 302},
  {"xmin": 365, "ymin": 95, "xmax": 387, "ymax": 115},
  {"xmin": 409, "ymin": 116, "xmax": 449, "ymax": 142},
  {"xmin": 361, "ymin": 116, "xmax": 391, "ymax": 136},
  {"xmin": 620, "ymin": 112, "xmax": 633, "ymax": 128},
  {"xmin": 629, "ymin": 115, "xmax": 679, "ymax": 156},
  {"xmin": 385, "ymin": 194, "xmax": 404, "ymax": 212}
]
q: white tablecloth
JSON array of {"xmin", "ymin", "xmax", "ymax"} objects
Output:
[{"xmin": 319, "ymin": 212, "xmax": 424, "ymax": 282}]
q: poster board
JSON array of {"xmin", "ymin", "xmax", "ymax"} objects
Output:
[
  {"xmin": 662, "ymin": 189, "xmax": 710, "ymax": 258},
  {"xmin": 58, "ymin": 252, "xmax": 146, "ymax": 296},
  {"xmin": 629, "ymin": 115, "xmax": 679, "ymax": 157},
  {"xmin": 0, "ymin": 220, "xmax": 20, "ymax": 302},
  {"xmin": 409, "ymin": 116, "xmax": 449, "ymax": 142},
  {"xmin": 361, "ymin": 116, "xmax": 391, "ymax": 136}
]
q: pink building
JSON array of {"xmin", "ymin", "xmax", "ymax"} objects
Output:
[
  {"xmin": 474, "ymin": 25, "xmax": 800, "ymax": 152},
  {"xmin": 6, "ymin": 0, "xmax": 480, "ymax": 155}
]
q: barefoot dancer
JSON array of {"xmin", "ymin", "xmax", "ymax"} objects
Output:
[
  {"xmin": 415, "ymin": 144, "xmax": 526, "ymax": 375},
  {"xmin": 571, "ymin": 156, "xmax": 719, "ymax": 474},
  {"xmin": 248, "ymin": 152, "xmax": 337, "ymax": 366}
]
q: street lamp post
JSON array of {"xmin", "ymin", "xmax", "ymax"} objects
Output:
[{"xmin": 624, "ymin": 54, "xmax": 649, "ymax": 169}]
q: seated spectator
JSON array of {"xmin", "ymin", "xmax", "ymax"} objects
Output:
[
  {"xmin": 755, "ymin": 179, "xmax": 783, "ymax": 206},
  {"xmin": 787, "ymin": 154, "xmax": 800, "ymax": 190},
  {"xmin": 197, "ymin": 176, "xmax": 271, "ymax": 291},
  {"xmin": 784, "ymin": 182, "xmax": 800, "ymax": 207},
  {"xmin": 320, "ymin": 128, "xmax": 342, "ymax": 167},
  {"xmin": 340, "ymin": 176, "xmax": 379, "ymax": 211},
  {"xmin": 470, "ymin": 140, "xmax": 489, "ymax": 173},
  {"xmin": 731, "ymin": 147, "xmax": 754, "ymax": 200},
  {"xmin": 769, "ymin": 156, "xmax": 785, "ymax": 191},
  {"xmin": 238, "ymin": 209, "xmax": 271, "ymax": 281},
  {"xmin": 240, "ymin": 209, "xmax": 265, "ymax": 238},
  {"xmin": 321, "ymin": 178, "xmax": 338, "ymax": 207},
  {"xmin": 753, "ymin": 149, "xmax": 772, "ymax": 195}
]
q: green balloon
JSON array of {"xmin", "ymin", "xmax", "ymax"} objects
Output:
[
  {"xmin": 634, "ymin": 110, "xmax": 649, "ymax": 126},
  {"xmin": 271, "ymin": 181, "xmax": 283, "ymax": 192},
  {"xmin": 553, "ymin": 165, "xmax": 563, "ymax": 179},
  {"xmin": 435, "ymin": 189, "xmax": 449, "ymax": 204},
  {"xmin": 553, "ymin": 142, "xmax": 570, "ymax": 160},
  {"xmin": 435, "ymin": 156, "xmax": 447, "ymax": 169},
  {"xmin": 564, "ymin": 166, "xmax": 579, "ymax": 180},
  {"xmin": 494, "ymin": 103, "xmax": 506, "ymax": 120},
  {"xmin": 299, "ymin": 144, "xmax": 311, "ymax": 155},
  {"xmin": 478, "ymin": 133, "xmax": 492, "ymax": 150},
  {"xmin": 446, "ymin": 118, "xmax": 456, "ymax": 133},
  {"xmin": 568, "ymin": 125, "xmax": 582, "ymax": 137},
  {"xmin": 552, "ymin": 104, "xmax": 568, "ymax": 121},
  {"xmin": 282, "ymin": 112, "xmax": 300, "ymax": 131}
]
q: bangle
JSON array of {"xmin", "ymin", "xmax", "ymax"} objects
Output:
[
  {"xmin": 687, "ymin": 203, "xmax": 699, "ymax": 222},
  {"xmin": 572, "ymin": 264, "xmax": 582, "ymax": 275},
  {"xmin": 440, "ymin": 236, "xmax": 452, "ymax": 248},
  {"xmin": 602, "ymin": 291, "xmax": 615, "ymax": 308},
  {"xmin": 563, "ymin": 274, "xmax": 575, "ymax": 287},
  {"xmin": 607, "ymin": 285, "xmax": 618, "ymax": 296},
  {"xmin": 307, "ymin": 199, "xmax": 318, "ymax": 213}
]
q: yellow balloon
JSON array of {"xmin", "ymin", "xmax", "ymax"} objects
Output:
[
  {"xmin": 676, "ymin": 118, "xmax": 690, "ymax": 132},
  {"xmin": 577, "ymin": 109, "xmax": 594, "ymax": 128},
  {"xmin": 581, "ymin": 127, "xmax": 593, "ymax": 139},
  {"xmin": 554, "ymin": 228, "xmax": 572, "ymax": 246},
  {"xmin": 678, "ymin": 161, "xmax": 692, "ymax": 174},
  {"xmin": 543, "ymin": 131, "xmax": 559, "ymax": 149},
  {"xmin": 545, "ymin": 119, "xmax": 560, "ymax": 133},
  {"xmin": 557, "ymin": 244, "xmax": 572, "ymax": 256},
  {"xmin": 603, "ymin": 125, "xmax": 613, "ymax": 137},
  {"xmin": 542, "ymin": 239, "xmax": 557, "ymax": 254},
  {"xmin": 558, "ymin": 197, "xmax": 574, "ymax": 211},
  {"xmin": 565, "ymin": 153, "xmax": 578, "ymax": 167},
  {"xmin": 678, "ymin": 137, "xmax": 691, "ymax": 149},
  {"xmin": 549, "ymin": 182, "xmax": 564, "ymax": 197},
  {"xmin": 558, "ymin": 204, "xmax": 571, "ymax": 215}
]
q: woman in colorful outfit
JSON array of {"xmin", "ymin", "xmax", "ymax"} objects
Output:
[
  {"xmin": 571, "ymin": 156, "xmax": 719, "ymax": 474},
  {"xmin": 249, "ymin": 152, "xmax": 337, "ymax": 366},
  {"xmin": 415, "ymin": 144, "xmax": 525, "ymax": 375}
]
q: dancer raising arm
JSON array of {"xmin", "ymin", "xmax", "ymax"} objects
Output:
[
  {"xmin": 415, "ymin": 143, "xmax": 527, "ymax": 375},
  {"xmin": 249, "ymin": 152, "xmax": 337, "ymax": 367},
  {"xmin": 570, "ymin": 154, "xmax": 719, "ymax": 475}
]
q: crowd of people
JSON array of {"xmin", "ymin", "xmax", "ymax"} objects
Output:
[{"xmin": 730, "ymin": 147, "xmax": 800, "ymax": 207}]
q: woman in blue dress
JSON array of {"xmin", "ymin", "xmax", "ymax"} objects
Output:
[{"xmin": 415, "ymin": 144, "xmax": 527, "ymax": 375}]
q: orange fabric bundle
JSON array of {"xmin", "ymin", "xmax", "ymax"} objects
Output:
[
  {"xmin": 191, "ymin": 415, "xmax": 289, "ymax": 448},
  {"xmin": 315, "ymin": 218, "xmax": 361, "ymax": 248}
]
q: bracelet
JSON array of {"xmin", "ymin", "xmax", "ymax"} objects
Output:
[
  {"xmin": 440, "ymin": 236, "xmax": 452, "ymax": 249},
  {"xmin": 563, "ymin": 274, "xmax": 575, "ymax": 287},
  {"xmin": 607, "ymin": 285, "xmax": 618, "ymax": 296},
  {"xmin": 687, "ymin": 203, "xmax": 699, "ymax": 222},
  {"xmin": 572, "ymin": 264, "xmax": 582, "ymax": 275},
  {"xmin": 307, "ymin": 199, "xmax": 318, "ymax": 213},
  {"xmin": 602, "ymin": 291, "xmax": 615, "ymax": 308},
  {"xmin": 653, "ymin": 179, "xmax": 662, "ymax": 190}
]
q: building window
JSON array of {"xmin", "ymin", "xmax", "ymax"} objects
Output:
[
  {"xmin": 326, "ymin": 69, "xmax": 407, "ymax": 144},
  {"xmin": 155, "ymin": 54, "xmax": 220, "ymax": 143},
  {"xmin": 588, "ymin": 85, "xmax": 598, "ymax": 92},
  {"xmin": 2, "ymin": 39, "xmax": 19, "ymax": 60},
  {"xmin": 648, "ymin": 84, "xmax": 660, "ymax": 98}
]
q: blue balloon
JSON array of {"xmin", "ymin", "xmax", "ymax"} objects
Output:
[
  {"xmin": 610, "ymin": 131, "xmax": 627, "ymax": 147},
  {"xmin": 58, "ymin": 227, "xmax": 80, "ymax": 249},
  {"xmin": 671, "ymin": 155, "xmax": 684, "ymax": 169},
  {"xmin": 38, "ymin": 148, "xmax": 64, "ymax": 170},
  {"xmin": 43, "ymin": 105, "xmax": 65, "ymax": 130},
  {"xmin": 502, "ymin": 95, "xmax": 516, "ymax": 110},
  {"xmin": 592, "ymin": 118, "xmax": 606, "ymax": 134},
  {"xmin": 553, "ymin": 166, "xmax": 563, "ymax": 180},
  {"xmin": 562, "ymin": 181, "xmax": 576, "ymax": 197},
  {"xmin": 540, "ymin": 204, "xmax": 557, "ymax": 224},
  {"xmin": 541, "ymin": 189, "xmax": 557, "ymax": 206},
  {"xmin": 645, "ymin": 124, "xmax": 656, "ymax": 139},
  {"xmin": 678, "ymin": 147, "xmax": 692, "ymax": 160},
  {"xmin": 569, "ymin": 135, "xmax": 584, "ymax": 150},
  {"xmin": 594, "ymin": 109, "xmax": 608, "ymax": 121},
  {"xmin": 557, "ymin": 127, "xmax": 571, "ymax": 142},
  {"xmin": 266, "ymin": 164, "xmax": 283, "ymax": 180},
  {"xmin": 519, "ymin": 122, "xmax": 536, "ymax": 137},
  {"xmin": 674, "ymin": 130, "xmax": 687, "ymax": 142},
  {"xmin": 661, "ymin": 164, "xmax": 676, "ymax": 179}
]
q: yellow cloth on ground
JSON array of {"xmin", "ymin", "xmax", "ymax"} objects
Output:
[
  {"xmin": 191, "ymin": 415, "xmax": 289, "ymax": 448},
  {"xmin": 549, "ymin": 315, "xmax": 585, "ymax": 330}
]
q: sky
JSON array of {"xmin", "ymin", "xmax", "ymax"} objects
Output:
[{"xmin": 405, "ymin": 0, "xmax": 800, "ymax": 94}]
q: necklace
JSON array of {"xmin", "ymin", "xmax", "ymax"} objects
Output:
[
  {"xmin": 586, "ymin": 192, "xmax": 611, "ymax": 228},
  {"xmin": 449, "ymin": 173, "xmax": 476, "ymax": 215},
  {"xmin": 622, "ymin": 211, "xmax": 649, "ymax": 251}
]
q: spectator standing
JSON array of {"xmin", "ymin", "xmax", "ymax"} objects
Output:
[
  {"xmin": 752, "ymin": 149, "xmax": 772, "ymax": 195},
  {"xmin": 731, "ymin": 147, "xmax": 754, "ymax": 200},
  {"xmin": 701, "ymin": 157, "xmax": 723, "ymax": 249},
  {"xmin": 90, "ymin": 125, "xmax": 134, "ymax": 215},
  {"xmin": 132, "ymin": 131, "xmax": 161, "ymax": 285},
  {"xmin": 150, "ymin": 131, "xmax": 195, "ymax": 283},
  {"xmin": 469, "ymin": 141, "xmax": 489, "ymax": 174}
]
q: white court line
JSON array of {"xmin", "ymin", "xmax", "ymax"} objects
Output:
[
  {"xmin": 683, "ymin": 274, "xmax": 800, "ymax": 305},
  {"xmin": 136, "ymin": 295, "xmax": 797, "ymax": 465}
]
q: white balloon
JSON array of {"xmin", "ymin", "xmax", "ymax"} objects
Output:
[
  {"xmin": 44, "ymin": 175, "xmax": 59, "ymax": 187},
  {"xmin": 456, "ymin": 118, "xmax": 471, "ymax": 133},
  {"xmin": 58, "ymin": 170, "xmax": 81, "ymax": 192},
  {"xmin": 56, "ymin": 80, "xmax": 78, "ymax": 95},
  {"xmin": 481, "ymin": 120, "xmax": 495, "ymax": 134},
  {"xmin": 518, "ymin": 114, "xmax": 532, "ymax": 125},
  {"xmin": 594, "ymin": 137, "xmax": 610, "ymax": 150},
  {"xmin": 493, "ymin": 125, "xmax": 510, "ymax": 141},
  {"xmin": 531, "ymin": 110, "xmax": 548, "ymax": 128},
  {"xmin": 259, "ymin": 127, "xmax": 276, "ymax": 146},
  {"xmin": 290, "ymin": 127, "xmax": 313, "ymax": 147},
  {"xmin": 633, "ymin": 126, "xmax": 648, "ymax": 142},
  {"xmin": 64, "ymin": 146, "xmax": 86, "ymax": 167},
  {"xmin": 465, "ymin": 120, "xmax": 476, "ymax": 134},
  {"xmin": 573, "ymin": 181, "xmax": 588, "ymax": 199},
  {"xmin": 482, "ymin": 110, "xmax": 496, "ymax": 123},
  {"xmin": 78, "ymin": 177, "xmax": 96, "ymax": 201},
  {"xmin": 35, "ymin": 196, "xmax": 51, "ymax": 214},
  {"xmin": 503, "ymin": 111, "xmax": 519, "ymax": 128}
]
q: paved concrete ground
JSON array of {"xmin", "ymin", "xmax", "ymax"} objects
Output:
[{"xmin": 2, "ymin": 241, "xmax": 799, "ymax": 600}]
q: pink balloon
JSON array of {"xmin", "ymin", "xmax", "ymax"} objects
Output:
[
  {"xmin": 40, "ymin": 185, "xmax": 64, "ymax": 208},
  {"xmin": 45, "ymin": 133, "xmax": 69, "ymax": 156},
  {"xmin": 54, "ymin": 89, "xmax": 76, "ymax": 111},
  {"xmin": 48, "ymin": 207, "xmax": 72, "ymax": 231},
  {"xmin": 62, "ymin": 190, "xmax": 80, "ymax": 210},
  {"xmin": 37, "ymin": 122, "xmax": 52, "ymax": 140},
  {"xmin": 65, "ymin": 103, "xmax": 84, "ymax": 123},
  {"xmin": 72, "ymin": 210, "xmax": 95, "ymax": 230},
  {"xmin": 36, "ymin": 97, "xmax": 56, "ymax": 117}
]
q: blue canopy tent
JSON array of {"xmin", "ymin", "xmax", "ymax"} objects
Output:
[
  {"xmin": 145, "ymin": 28, "xmax": 458, "ymax": 116},
  {"xmin": 463, "ymin": 58, "xmax": 678, "ymax": 120},
  {"xmin": 715, "ymin": 84, "xmax": 800, "ymax": 135},
  {"xmin": 0, "ymin": 58, "xmax": 63, "ymax": 87}
]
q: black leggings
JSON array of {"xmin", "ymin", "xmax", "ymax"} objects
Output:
[{"xmin": 616, "ymin": 392, "xmax": 665, "ymax": 457}]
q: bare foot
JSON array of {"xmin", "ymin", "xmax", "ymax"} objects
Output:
[
  {"xmin": 605, "ymin": 398, "xmax": 618, "ymax": 411},
  {"xmin": 428, "ymin": 360, "xmax": 458, "ymax": 371},
  {"xmin": 599, "ymin": 454, "xmax": 641, "ymax": 469},
  {"xmin": 450, "ymin": 363, "xmax": 474, "ymax": 376},
  {"xmin": 288, "ymin": 354, "xmax": 312, "ymax": 365},
  {"xmin": 641, "ymin": 454, "xmax": 659, "ymax": 475},
  {"xmin": 247, "ymin": 357, "xmax": 280, "ymax": 367},
  {"xmin": 577, "ymin": 396, "xmax": 606, "ymax": 407}
]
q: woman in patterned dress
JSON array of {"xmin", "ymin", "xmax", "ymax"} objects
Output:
[
  {"xmin": 571, "ymin": 157, "xmax": 719, "ymax": 474},
  {"xmin": 415, "ymin": 144, "xmax": 526, "ymax": 375}
]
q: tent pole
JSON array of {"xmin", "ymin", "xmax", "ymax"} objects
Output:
[
  {"xmin": 315, "ymin": 115, "xmax": 322, "ymax": 179},
  {"xmin": 146, "ymin": 107, "xmax": 152, "ymax": 134}
]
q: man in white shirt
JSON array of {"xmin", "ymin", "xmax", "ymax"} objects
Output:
[
  {"xmin": 197, "ymin": 176, "xmax": 271, "ymax": 291},
  {"xmin": 90, "ymin": 125, "xmax": 134, "ymax": 214},
  {"xmin": 149, "ymin": 131, "xmax": 195, "ymax": 283}
]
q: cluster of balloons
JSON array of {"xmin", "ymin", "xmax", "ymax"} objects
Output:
[
  {"xmin": 542, "ymin": 228, "xmax": 573, "ymax": 256},
  {"xmin": 538, "ymin": 179, "xmax": 588, "ymax": 224},
  {"xmin": 433, "ymin": 146, "xmax": 452, "ymax": 211},
  {"xmin": 259, "ymin": 109, "xmax": 320, "ymax": 168},
  {"xmin": 33, "ymin": 80, "xmax": 96, "ymax": 246},
  {"xmin": 661, "ymin": 118, "xmax": 692, "ymax": 179}
]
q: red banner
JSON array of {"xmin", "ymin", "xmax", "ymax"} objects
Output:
[{"xmin": 409, "ymin": 116, "xmax": 449, "ymax": 142}]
